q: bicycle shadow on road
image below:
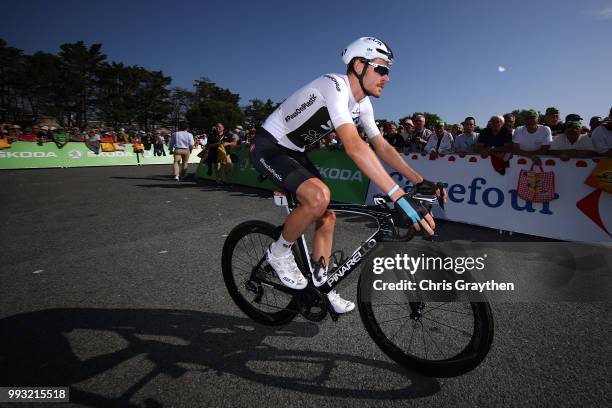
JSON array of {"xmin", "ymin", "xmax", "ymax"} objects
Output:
[{"xmin": 0, "ymin": 308, "xmax": 440, "ymax": 407}]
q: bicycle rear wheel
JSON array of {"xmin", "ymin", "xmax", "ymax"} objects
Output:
[
  {"xmin": 357, "ymin": 269, "xmax": 494, "ymax": 377},
  {"xmin": 222, "ymin": 220, "xmax": 298, "ymax": 326}
]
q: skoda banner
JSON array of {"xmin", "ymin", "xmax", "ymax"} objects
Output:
[
  {"xmin": 0, "ymin": 142, "xmax": 201, "ymax": 169},
  {"xmin": 195, "ymin": 146, "xmax": 370, "ymax": 204}
]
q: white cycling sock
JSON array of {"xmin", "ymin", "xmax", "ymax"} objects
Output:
[{"xmin": 270, "ymin": 235, "xmax": 294, "ymax": 257}]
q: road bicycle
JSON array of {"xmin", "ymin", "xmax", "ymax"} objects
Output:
[{"xmin": 221, "ymin": 189, "xmax": 494, "ymax": 377}]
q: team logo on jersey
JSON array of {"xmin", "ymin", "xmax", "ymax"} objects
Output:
[
  {"xmin": 284, "ymin": 94, "xmax": 317, "ymax": 122},
  {"xmin": 323, "ymin": 75, "xmax": 341, "ymax": 92}
]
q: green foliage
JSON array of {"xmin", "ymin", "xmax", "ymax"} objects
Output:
[
  {"xmin": 243, "ymin": 98, "xmax": 278, "ymax": 127},
  {"xmin": 185, "ymin": 77, "xmax": 244, "ymax": 131}
]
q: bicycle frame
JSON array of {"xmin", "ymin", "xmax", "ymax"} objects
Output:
[{"xmin": 278, "ymin": 192, "xmax": 399, "ymax": 295}]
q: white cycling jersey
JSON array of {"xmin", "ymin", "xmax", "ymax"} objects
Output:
[{"xmin": 262, "ymin": 74, "xmax": 380, "ymax": 151}]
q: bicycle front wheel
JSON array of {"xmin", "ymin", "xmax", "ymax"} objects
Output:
[
  {"xmin": 222, "ymin": 220, "xmax": 298, "ymax": 326},
  {"xmin": 357, "ymin": 269, "xmax": 494, "ymax": 377}
]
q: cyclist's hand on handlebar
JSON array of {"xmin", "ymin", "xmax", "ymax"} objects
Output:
[
  {"xmin": 393, "ymin": 194, "xmax": 436, "ymax": 236},
  {"xmin": 415, "ymin": 179, "xmax": 447, "ymax": 208}
]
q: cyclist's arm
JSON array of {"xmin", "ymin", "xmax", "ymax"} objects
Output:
[
  {"xmin": 336, "ymin": 123, "xmax": 434, "ymax": 235},
  {"xmin": 369, "ymin": 134, "xmax": 423, "ymax": 184}
]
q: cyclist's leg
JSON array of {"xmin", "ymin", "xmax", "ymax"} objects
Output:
[
  {"xmin": 299, "ymin": 157, "xmax": 335, "ymax": 268},
  {"xmin": 312, "ymin": 210, "xmax": 336, "ymax": 269}
]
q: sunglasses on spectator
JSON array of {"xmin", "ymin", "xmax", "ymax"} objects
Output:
[{"xmin": 367, "ymin": 61, "xmax": 390, "ymax": 76}]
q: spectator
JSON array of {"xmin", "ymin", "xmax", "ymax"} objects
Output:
[
  {"xmin": 198, "ymin": 132, "xmax": 208, "ymax": 149},
  {"xmin": 115, "ymin": 128, "xmax": 128, "ymax": 145},
  {"xmin": 205, "ymin": 123, "xmax": 225, "ymax": 180},
  {"xmin": 451, "ymin": 123, "xmax": 463, "ymax": 138},
  {"xmin": 37, "ymin": 126, "xmax": 50, "ymax": 145},
  {"xmin": 217, "ymin": 123, "xmax": 238, "ymax": 185},
  {"xmin": 154, "ymin": 131, "xmax": 167, "ymax": 156},
  {"xmin": 411, "ymin": 114, "xmax": 432, "ymax": 152},
  {"xmin": 591, "ymin": 113, "xmax": 612, "ymax": 156},
  {"xmin": 169, "ymin": 123, "xmax": 194, "ymax": 181},
  {"xmin": 7, "ymin": 125, "xmax": 21, "ymax": 142},
  {"xmin": 19, "ymin": 127, "xmax": 37, "ymax": 142},
  {"xmin": 53, "ymin": 127, "xmax": 70, "ymax": 149},
  {"xmin": 549, "ymin": 117, "xmax": 595, "ymax": 158},
  {"xmin": 513, "ymin": 109, "xmax": 552, "ymax": 164},
  {"xmin": 143, "ymin": 132, "xmax": 153, "ymax": 151},
  {"xmin": 226, "ymin": 127, "xmax": 241, "ymax": 163},
  {"xmin": 503, "ymin": 113, "xmax": 516, "ymax": 135},
  {"xmin": 0, "ymin": 125, "xmax": 11, "ymax": 149},
  {"xmin": 383, "ymin": 122, "xmax": 404, "ymax": 151},
  {"xmin": 454, "ymin": 116, "xmax": 480, "ymax": 153},
  {"xmin": 399, "ymin": 117, "xmax": 414, "ymax": 147},
  {"xmin": 70, "ymin": 127, "xmax": 86, "ymax": 142},
  {"xmin": 235, "ymin": 125, "xmax": 245, "ymax": 143},
  {"xmin": 424, "ymin": 120, "xmax": 454, "ymax": 155},
  {"xmin": 85, "ymin": 129, "xmax": 101, "ymax": 154},
  {"xmin": 543, "ymin": 107, "xmax": 564, "ymax": 136},
  {"xmin": 588, "ymin": 116, "xmax": 603, "ymax": 137},
  {"xmin": 477, "ymin": 115, "xmax": 513, "ymax": 153},
  {"xmin": 245, "ymin": 127, "xmax": 256, "ymax": 145}
]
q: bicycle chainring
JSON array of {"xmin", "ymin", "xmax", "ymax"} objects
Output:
[{"xmin": 295, "ymin": 287, "xmax": 328, "ymax": 322}]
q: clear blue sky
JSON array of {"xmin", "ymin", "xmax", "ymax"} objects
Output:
[{"xmin": 3, "ymin": 0, "xmax": 611, "ymax": 126}]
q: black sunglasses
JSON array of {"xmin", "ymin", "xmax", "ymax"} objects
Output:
[{"xmin": 367, "ymin": 61, "xmax": 390, "ymax": 76}]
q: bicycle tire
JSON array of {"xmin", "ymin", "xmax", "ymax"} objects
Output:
[
  {"xmin": 222, "ymin": 220, "xmax": 298, "ymax": 326},
  {"xmin": 357, "ymin": 269, "xmax": 494, "ymax": 377}
]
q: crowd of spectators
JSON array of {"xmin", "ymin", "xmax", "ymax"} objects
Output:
[
  {"xmin": 374, "ymin": 106, "xmax": 612, "ymax": 160},
  {"xmin": 2, "ymin": 106, "xmax": 611, "ymax": 163},
  {"xmin": 0, "ymin": 123, "xmax": 184, "ymax": 155}
]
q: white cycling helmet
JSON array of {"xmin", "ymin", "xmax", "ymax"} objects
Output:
[{"xmin": 341, "ymin": 37, "xmax": 394, "ymax": 65}]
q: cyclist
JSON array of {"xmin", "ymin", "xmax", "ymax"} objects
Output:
[{"xmin": 250, "ymin": 37, "xmax": 445, "ymax": 313}]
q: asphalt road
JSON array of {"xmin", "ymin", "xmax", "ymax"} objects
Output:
[{"xmin": 0, "ymin": 165, "xmax": 610, "ymax": 408}]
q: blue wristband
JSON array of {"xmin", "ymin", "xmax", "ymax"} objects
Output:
[
  {"xmin": 387, "ymin": 185, "xmax": 400, "ymax": 198},
  {"xmin": 397, "ymin": 197, "xmax": 422, "ymax": 223}
]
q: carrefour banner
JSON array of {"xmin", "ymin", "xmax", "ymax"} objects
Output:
[
  {"xmin": 365, "ymin": 154, "xmax": 611, "ymax": 243},
  {"xmin": 0, "ymin": 142, "xmax": 201, "ymax": 169},
  {"xmin": 195, "ymin": 146, "xmax": 369, "ymax": 203}
]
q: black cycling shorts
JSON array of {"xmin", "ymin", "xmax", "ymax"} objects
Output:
[{"xmin": 249, "ymin": 128, "xmax": 322, "ymax": 193}]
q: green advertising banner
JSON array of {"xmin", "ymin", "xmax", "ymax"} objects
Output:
[
  {"xmin": 0, "ymin": 142, "xmax": 201, "ymax": 169},
  {"xmin": 195, "ymin": 146, "xmax": 370, "ymax": 203}
]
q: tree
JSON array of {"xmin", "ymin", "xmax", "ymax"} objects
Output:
[
  {"xmin": 132, "ymin": 70, "xmax": 172, "ymax": 130},
  {"xmin": 186, "ymin": 77, "xmax": 244, "ymax": 131},
  {"xmin": 20, "ymin": 51, "xmax": 64, "ymax": 123},
  {"xmin": 169, "ymin": 87, "xmax": 195, "ymax": 128},
  {"xmin": 57, "ymin": 41, "xmax": 106, "ymax": 127},
  {"xmin": 0, "ymin": 39, "xmax": 27, "ymax": 122},
  {"xmin": 243, "ymin": 98, "xmax": 277, "ymax": 127}
]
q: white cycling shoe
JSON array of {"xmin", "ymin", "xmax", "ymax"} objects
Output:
[
  {"xmin": 312, "ymin": 259, "xmax": 355, "ymax": 314},
  {"xmin": 266, "ymin": 248, "xmax": 307, "ymax": 290},
  {"xmin": 327, "ymin": 290, "xmax": 355, "ymax": 314}
]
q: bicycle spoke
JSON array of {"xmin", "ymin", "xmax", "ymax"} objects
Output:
[
  {"xmin": 420, "ymin": 315, "xmax": 472, "ymax": 337},
  {"xmin": 422, "ymin": 320, "xmax": 447, "ymax": 359},
  {"xmin": 421, "ymin": 321, "xmax": 428, "ymax": 359},
  {"xmin": 376, "ymin": 314, "xmax": 414, "ymax": 325},
  {"xmin": 425, "ymin": 306, "xmax": 473, "ymax": 316},
  {"xmin": 373, "ymin": 290, "xmax": 413, "ymax": 313},
  {"xmin": 407, "ymin": 320, "xmax": 417, "ymax": 354},
  {"xmin": 389, "ymin": 314, "xmax": 412, "ymax": 342}
]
